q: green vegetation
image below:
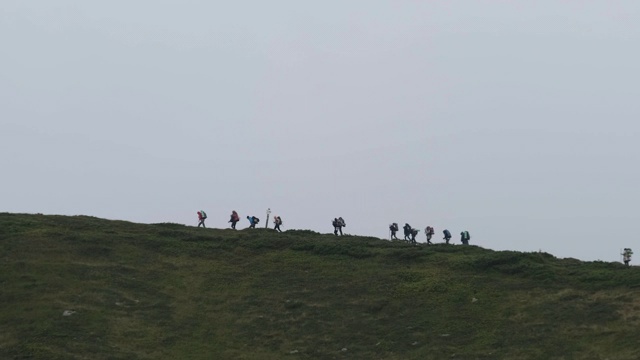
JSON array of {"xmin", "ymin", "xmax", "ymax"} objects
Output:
[{"xmin": 1, "ymin": 213, "xmax": 639, "ymax": 360}]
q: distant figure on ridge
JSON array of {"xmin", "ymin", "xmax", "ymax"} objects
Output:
[
  {"xmin": 425, "ymin": 226, "xmax": 435, "ymax": 245},
  {"xmin": 410, "ymin": 228, "xmax": 419, "ymax": 245},
  {"xmin": 622, "ymin": 248, "xmax": 633, "ymax": 266},
  {"xmin": 247, "ymin": 215, "xmax": 260, "ymax": 229},
  {"xmin": 197, "ymin": 210, "xmax": 207, "ymax": 228},
  {"xmin": 443, "ymin": 229, "xmax": 452, "ymax": 244},
  {"xmin": 273, "ymin": 215, "xmax": 283, "ymax": 232},
  {"xmin": 403, "ymin": 223, "xmax": 412, "ymax": 242},
  {"xmin": 389, "ymin": 223, "xmax": 399, "ymax": 240},
  {"xmin": 460, "ymin": 231, "xmax": 471, "ymax": 245},
  {"xmin": 333, "ymin": 217, "xmax": 346, "ymax": 236},
  {"xmin": 229, "ymin": 211, "xmax": 240, "ymax": 230}
]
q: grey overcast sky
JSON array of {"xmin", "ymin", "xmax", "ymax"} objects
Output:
[{"xmin": 2, "ymin": 1, "xmax": 639, "ymax": 262}]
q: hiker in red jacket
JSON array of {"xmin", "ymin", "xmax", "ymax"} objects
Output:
[
  {"xmin": 197, "ymin": 210, "xmax": 207, "ymax": 228},
  {"xmin": 229, "ymin": 211, "xmax": 239, "ymax": 230}
]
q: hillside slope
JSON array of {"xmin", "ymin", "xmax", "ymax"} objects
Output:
[{"xmin": 1, "ymin": 213, "xmax": 639, "ymax": 360}]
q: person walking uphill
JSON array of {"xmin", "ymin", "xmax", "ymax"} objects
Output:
[
  {"xmin": 403, "ymin": 223, "xmax": 412, "ymax": 242},
  {"xmin": 229, "ymin": 211, "xmax": 240, "ymax": 230},
  {"xmin": 273, "ymin": 215, "xmax": 283, "ymax": 232},
  {"xmin": 333, "ymin": 217, "xmax": 346, "ymax": 236},
  {"xmin": 197, "ymin": 210, "xmax": 207, "ymax": 228},
  {"xmin": 425, "ymin": 226, "xmax": 435, "ymax": 245},
  {"xmin": 247, "ymin": 215, "xmax": 260, "ymax": 229},
  {"xmin": 389, "ymin": 223, "xmax": 399, "ymax": 240},
  {"xmin": 460, "ymin": 231, "xmax": 471, "ymax": 245},
  {"xmin": 443, "ymin": 229, "xmax": 452, "ymax": 244},
  {"xmin": 410, "ymin": 228, "xmax": 419, "ymax": 245},
  {"xmin": 622, "ymin": 248, "xmax": 633, "ymax": 266}
]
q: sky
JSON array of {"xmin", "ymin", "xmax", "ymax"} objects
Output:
[{"xmin": 2, "ymin": 1, "xmax": 639, "ymax": 262}]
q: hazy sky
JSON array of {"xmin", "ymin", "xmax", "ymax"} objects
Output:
[{"xmin": 2, "ymin": 1, "xmax": 639, "ymax": 262}]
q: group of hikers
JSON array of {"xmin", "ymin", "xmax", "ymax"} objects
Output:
[
  {"xmin": 389, "ymin": 223, "xmax": 471, "ymax": 246},
  {"xmin": 198, "ymin": 211, "xmax": 468, "ymax": 245},
  {"xmin": 197, "ymin": 210, "xmax": 283, "ymax": 232},
  {"xmin": 196, "ymin": 210, "xmax": 634, "ymax": 265}
]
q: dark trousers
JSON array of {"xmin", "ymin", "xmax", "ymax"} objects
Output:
[
  {"xmin": 231, "ymin": 221, "xmax": 237, "ymax": 230},
  {"xmin": 391, "ymin": 231, "xmax": 397, "ymax": 240},
  {"xmin": 198, "ymin": 220, "xmax": 205, "ymax": 228},
  {"xmin": 274, "ymin": 224, "xmax": 282, "ymax": 232},
  {"xmin": 334, "ymin": 226, "xmax": 343, "ymax": 236}
]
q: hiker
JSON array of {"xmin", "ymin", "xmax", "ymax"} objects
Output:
[
  {"xmin": 425, "ymin": 226, "xmax": 435, "ymax": 245},
  {"xmin": 247, "ymin": 215, "xmax": 260, "ymax": 229},
  {"xmin": 443, "ymin": 229, "xmax": 452, "ymax": 244},
  {"xmin": 197, "ymin": 210, "xmax": 207, "ymax": 228},
  {"xmin": 389, "ymin": 223, "xmax": 399, "ymax": 240},
  {"xmin": 622, "ymin": 248, "xmax": 633, "ymax": 266},
  {"xmin": 403, "ymin": 223, "xmax": 412, "ymax": 241},
  {"xmin": 333, "ymin": 217, "xmax": 345, "ymax": 236},
  {"xmin": 410, "ymin": 228, "xmax": 419, "ymax": 245},
  {"xmin": 229, "ymin": 211, "xmax": 240, "ymax": 230},
  {"xmin": 460, "ymin": 231, "xmax": 471, "ymax": 245},
  {"xmin": 273, "ymin": 215, "xmax": 283, "ymax": 232}
]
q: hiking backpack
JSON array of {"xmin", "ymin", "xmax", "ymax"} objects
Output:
[
  {"xmin": 443, "ymin": 229, "xmax": 451, "ymax": 238},
  {"xmin": 338, "ymin": 217, "xmax": 345, "ymax": 227},
  {"xmin": 201, "ymin": 211, "xmax": 207, "ymax": 219}
]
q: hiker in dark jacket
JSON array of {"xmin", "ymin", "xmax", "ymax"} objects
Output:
[
  {"xmin": 389, "ymin": 223, "xmax": 399, "ymax": 240},
  {"xmin": 403, "ymin": 223, "xmax": 412, "ymax": 241},
  {"xmin": 443, "ymin": 229, "xmax": 452, "ymax": 244},
  {"xmin": 622, "ymin": 248, "xmax": 633, "ymax": 266},
  {"xmin": 273, "ymin": 216, "xmax": 283, "ymax": 232},
  {"xmin": 333, "ymin": 217, "xmax": 345, "ymax": 236},
  {"xmin": 460, "ymin": 231, "xmax": 471, "ymax": 245},
  {"xmin": 229, "ymin": 211, "xmax": 239, "ymax": 230},
  {"xmin": 410, "ymin": 228, "xmax": 419, "ymax": 245}
]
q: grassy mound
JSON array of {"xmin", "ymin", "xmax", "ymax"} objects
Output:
[{"xmin": 1, "ymin": 213, "xmax": 639, "ymax": 359}]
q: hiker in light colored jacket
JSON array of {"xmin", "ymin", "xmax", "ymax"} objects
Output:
[
  {"xmin": 425, "ymin": 226, "xmax": 434, "ymax": 245},
  {"xmin": 274, "ymin": 216, "xmax": 283, "ymax": 232}
]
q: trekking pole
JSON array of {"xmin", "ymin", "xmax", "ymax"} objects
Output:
[{"xmin": 265, "ymin": 208, "xmax": 271, "ymax": 229}]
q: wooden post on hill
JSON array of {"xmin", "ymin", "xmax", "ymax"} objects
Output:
[{"xmin": 265, "ymin": 208, "xmax": 271, "ymax": 229}]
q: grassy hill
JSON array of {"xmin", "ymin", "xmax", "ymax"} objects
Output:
[{"xmin": 1, "ymin": 213, "xmax": 639, "ymax": 360}]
